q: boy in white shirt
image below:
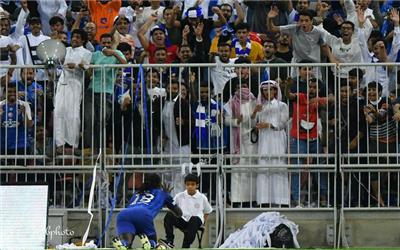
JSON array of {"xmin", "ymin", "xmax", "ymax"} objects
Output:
[{"xmin": 161, "ymin": 174, "xmax": 212, "ymax": 248}]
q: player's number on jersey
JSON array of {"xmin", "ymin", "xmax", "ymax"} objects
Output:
[{"xmin": 131, "ymin": 193, "xmax": 155, "ymax": 205}]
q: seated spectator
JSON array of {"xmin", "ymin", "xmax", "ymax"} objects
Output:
[
  {"xmin": 0, "ymin": 81, "xmax": 33, "ymax": 166},
  {"xmin": 138, "ymin": 15, "xmax": 178, "ymax": 64},
  {"xmin": 162, "ymin": 174, "xmax": 212, "ymax": 249}
]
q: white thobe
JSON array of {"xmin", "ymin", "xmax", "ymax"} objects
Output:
[
  {"xmin": 54, "ymin": 46, "xmax": 91, "ymax": 148},
  {"xmin": 256, "ymin": 99, "xmax": 290, "ymax": 205},
  {"xmin": 224, "ymin": 100, "xmax": 257, "ymax": 203}
]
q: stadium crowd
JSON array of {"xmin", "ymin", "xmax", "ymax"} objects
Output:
[{"xmin": 1, "ymin": 0, "xmax": 400, "ymax": 209}]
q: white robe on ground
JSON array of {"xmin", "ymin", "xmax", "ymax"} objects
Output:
[
  {"xmin": 256, "ymin": 99, "xmax": 290, "ymax": 205},
  {"xmin": 224, "ymin": 100, "xmax": 257, "ymax": 203},
  {"xmin": 54, "ymin": 46, "xmax": 91, "ymax": 148}
]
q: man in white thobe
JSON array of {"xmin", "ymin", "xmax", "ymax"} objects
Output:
[{"xmin": 54, "ymin": 29, "xmax": 91, "ymax": 151}]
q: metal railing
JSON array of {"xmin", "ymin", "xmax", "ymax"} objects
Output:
[{"xmin": 1, "ymin": 63, "xmax": 400, "ymax": 247}]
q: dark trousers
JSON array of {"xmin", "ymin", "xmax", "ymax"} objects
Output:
[{"xmin": 164, "ymin": 212, "xmax": 202, "ymax": 248}]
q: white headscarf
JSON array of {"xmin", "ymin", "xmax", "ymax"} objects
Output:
[{"xmin": 257, "ymin": 80, "xmax": 282, "ymax": 104}]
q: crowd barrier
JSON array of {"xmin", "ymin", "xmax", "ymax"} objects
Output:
[{"xmin": 1, "ymin": 63, "xmax": 400, "ymax": 247}]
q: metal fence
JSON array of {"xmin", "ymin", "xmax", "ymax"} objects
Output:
[{"xmin": 1, "ymin": 63, "xmax": 400, "ymax": 247}]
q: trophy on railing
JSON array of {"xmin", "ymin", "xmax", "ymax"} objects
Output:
[{"xmin": 36, "ymin": 39, "xmax": 66, "ymax": 68}]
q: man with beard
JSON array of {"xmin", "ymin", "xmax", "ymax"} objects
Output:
[
  {"xmin": 275, "ymin": 33, "xmax": 293, "ymax": 63},
  {"xmin": 219, "ymin": 1, "xmax": 244, "ymax": 29},
  {"xmin": 0, "ymin": 82, "xmax": 33, "ymax": 166},
  {"xmin": 53, "ymin": 29, "xmax": 91, "ymax": 155},
  {"xmin": 259, "ymin": 38, "xmax": 288, "ymax": 82},
  {"xmin": 211, "ymin": 41, "xmax": 237, "ymax": 96}
]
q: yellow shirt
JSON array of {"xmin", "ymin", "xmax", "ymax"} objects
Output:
[
  {"xmin": 230, "ymin": 40, "xmax": 264, "ymax": 63},
  {"xmin": 209, "ymin": 37, "xmax": 264, "ymax": 63}
]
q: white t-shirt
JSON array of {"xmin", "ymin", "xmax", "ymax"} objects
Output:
[
  {"xmin": 174, "ymin": 190, "xmax": 213, "ymax": 223},
  {"xmin": 0, "ymin": 35, "xmax": 15, "ymax": 78},
  {"xmin": 211, "ymin": 56, "xmax": 237, "ymax": 95},
  {"xmin": 17, "ymin": 34, "xmax": 50, "ymax": 81}
]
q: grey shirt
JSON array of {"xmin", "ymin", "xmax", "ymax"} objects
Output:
[{"xmin": 279, "ymin": 24, "xmax": 325, "ymax": 63}]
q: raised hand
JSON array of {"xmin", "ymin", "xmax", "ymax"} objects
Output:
[
  {"xmin": 391, "ymin": 8, "xmax": 400, "ymax": 27},
  {"xmin": 194, "ymin": 22, "xmax": 204, "ymax": 38},
  {"xmin": 267, "ymin": 6, "xmax": 279, "ymax": 19}
]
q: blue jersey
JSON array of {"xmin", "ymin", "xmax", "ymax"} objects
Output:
[
  {"xmin": 128, "ymin": 188, "xmax": 175, "ymax": 218},
  {"xmin": 0, "ymin": 101, "xmax": 31, "ymax": 151}
]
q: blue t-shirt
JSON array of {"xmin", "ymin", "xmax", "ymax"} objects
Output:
[
  {"xmin": 128, "ymin": 188, "xmax": 175, "ymax": 218},
  {"xmin": 0, "ymin": 102, "xmax": 30, "ymax": 151}
]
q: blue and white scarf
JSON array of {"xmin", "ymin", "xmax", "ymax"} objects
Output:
[
  {"xmin": 194, "ymin": 99, "xmax": 220, "ymax": 149},
  {"xmin": 232, "ymin": 38, "xmax": 251, "ymax": 57}
]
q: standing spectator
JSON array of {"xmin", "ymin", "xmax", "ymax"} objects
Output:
[
  {"xmin": 286, "ymin": 79, "xmax": 334, "ymax": 207},
  {"xmin": 17, "ymin": 16, "xmax": 50, "ymax": 82},
  {"xmin": 162, "ymin": 174, "xmax": 212, "ymax": 249},
  {"xmin": 54, "ymin": 29, "xmax": 91, "ymax": 154},
  {"xmin": 224, "ymin": 84, "xmax": 257, "ymax": 206},
  {"xmin": 182, "ymin": 6, "xmax": 227, "ymax": 52},
  {"xmin": 230, "ymin": 22, "xmax": 264, "ymax": 63},
  {"xmin": 259, "ymin": 38, "xmax": 288, "ymax": 82},
  {"xmin": 49, "ymin": 15, "xmax": 65, "ymax": 40},
  {"xmin": 0, "ymin": 82, "xmax": 33, "ymax": 165},
  {"xmin": 287, "ymin": 0, "xmax": 311, "ymax": 24},
  {"xmin": 363, "ymin": 81, "xmax": 396, "ymax": 207},
  {"xmin": 112, "ymin": 15, "xmax": 135, "ymax": 51},
  {"xmin": 222, "ymin": 57, "xmax": 258, "ymax": 103},
  {"xmin": 84, "ymin": 21, "xmax": 100, "ymax": 52},
  {"xmin": 267, "ymin": 8, "xmax": 326, "ymax": 74},
  {"xmin": 37, "ymin": 0, "xmax": 67, "ymax": 36},
  {"xmin": 135, "ymin": 0, "xmax": 165, "ymax": 49},
  {"xmin": 86, "ymin": 0, "xmax": 121, "ymax": 42},
  {"xmin": 83, "ymin": 33, "xmax": 126, "ymax": 154},
  {"xmin": 162, "ymin": 6, "xmax": 182, "ymax": 46},
  {"xmin": 210, "ymin": 41, "xmax": 237, "ymax": 96},
  {"xmin": 275, "ymin": 33, "xmax": 293, "ymax": 63},
  {"xmin": 19, "ymin": 68, "xmax": 43, "ymax": 111},
  {"xmin": 138, "ymin": 15, "xmax": 178, "ymax": 64},
  {"xmin": 0, "ymin": 32, "xmax": 17, "ymax": 90},
  {"xmin": 359, "ymin": 8, "xmax": 400, "ymax": 96},
  {"xmin": 251, "ymin": 80, "xmax": 289, "ymax": 206}
]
